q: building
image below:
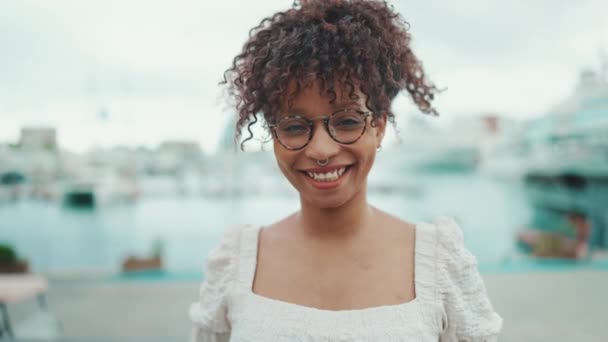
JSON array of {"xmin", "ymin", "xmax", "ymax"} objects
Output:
[{"xmin": 18, "ymin": 127, "xmax": 58, "ymax": 151}]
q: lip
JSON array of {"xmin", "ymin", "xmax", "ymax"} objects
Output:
[
  {"xmin": 299, "ymin": 164, "xmax": 353, "ymax": 190},
  {"xmin": 300, "ymin": 164, "xmax": 352, "ymax": 173}
]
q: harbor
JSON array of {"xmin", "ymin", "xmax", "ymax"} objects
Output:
[
  {"xmin": 2, "ymin": 61, "xmax": 608, "ymax": 340},
  {"xmin": 1, "ymin": 0, "xmax": 607, "ymax": 338},
  {"xmin": 2, "ymin": 61, "xmax": 607, "ymax": 273}
]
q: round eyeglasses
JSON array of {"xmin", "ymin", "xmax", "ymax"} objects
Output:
[{"xmin": 269, "ymin": 109, "xmax": 373, "ymax": 151}]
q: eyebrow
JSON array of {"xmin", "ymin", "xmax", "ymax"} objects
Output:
[
  {"xmin": 287, "ymin": 101, "xmax": 362, "ymax": 115},
  {"xmin": 334, "ymin": 100, "xmax": 361, "ymax": 108}
]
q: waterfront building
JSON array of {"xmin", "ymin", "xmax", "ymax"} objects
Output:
[{"xmin": 18, "ymin": 127, "xmax": 58, "ymax": 151}]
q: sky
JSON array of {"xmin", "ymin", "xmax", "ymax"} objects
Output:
[{"xmin": 0, "ymin": 0, "xmax": 607, "ymax": 153}]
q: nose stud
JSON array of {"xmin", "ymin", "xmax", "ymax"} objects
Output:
[{"xmin": 316, "ymin": 158, "xmax": 329, "ymax": 166}]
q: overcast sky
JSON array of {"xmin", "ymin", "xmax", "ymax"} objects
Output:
[{"xmin": 1, "ymin": 0, "xmax": 607, "ymax": 153}]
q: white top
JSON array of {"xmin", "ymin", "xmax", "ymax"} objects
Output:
[{"xmin": 189, "ymin": 218, "xmax": 503, "ymax": 341}]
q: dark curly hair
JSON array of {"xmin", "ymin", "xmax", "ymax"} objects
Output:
[{"xmin": 222, "ymin": 0, "xmax": 439, "ymax": 149}]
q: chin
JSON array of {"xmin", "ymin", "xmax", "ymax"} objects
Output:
[
  {"xmin": 301, "ymin": 194, "xmax": 351, "ymax": 209},
  {"xmin": 301, "ymin": 183, "xmax": 364, "ymax": 209}
]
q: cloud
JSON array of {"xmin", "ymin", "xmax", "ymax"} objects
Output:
[{"xmin": 0, "ymin": 0, "xmax": 607, "ymax": 151}]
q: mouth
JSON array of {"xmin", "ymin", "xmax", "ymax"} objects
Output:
[{"xmin": 299, "ymin": 164, "xmax": 353, "ymax": 189}]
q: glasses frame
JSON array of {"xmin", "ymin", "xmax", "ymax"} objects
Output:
[{"xmin": 268, "ymin": 109, "xmax": 374, "ymax": 151}]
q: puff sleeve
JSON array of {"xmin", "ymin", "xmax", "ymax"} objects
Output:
[
  {"xmin": 189, "ymin": 225, "xmax": 244, "ymax": 342},
  {"xmin": 436, "ymin": 218, "xmax": 503, "ymax": 341}
]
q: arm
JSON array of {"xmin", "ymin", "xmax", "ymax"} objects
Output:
[
  {"xmin": 188, "ymin": 225, "xmax": 245, "ymax": 342},
  {"xmin": 436, "ymin": 218, "xmax": 503, "ymax": 341}
]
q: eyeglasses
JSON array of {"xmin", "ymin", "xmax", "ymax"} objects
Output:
[{"xmin": 268, "ymin": 109, "xmax": 373, "ymax": 151}]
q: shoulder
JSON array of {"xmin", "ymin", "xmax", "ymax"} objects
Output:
[
  {"xmin": 261, "ymin": 212, "xmax": 297, "ymax": 239},
  {"xmin": 189, "ymin": 224, "xmax": 251, "ymax": 333},
  {"xmin": 414, "ymin": 216, "xmax": 478, "ymax": 291},
  {"xmin": 430, "ymin": 217, "xmax": 503, "ymax": 340},
  {"xmin": 434, "ymin": 217, "xmax": 478, "ymax": 268},
  {"xmin": 373, "ymin": 207, "xmax": 416, "ymax": 240},
  {"xmin": 432, "ymin": 217, "xmax": 481, "ymax": 292},
  {"xmin": 204, "ymin": 224, "xmax": 248, "ymax": 275}
]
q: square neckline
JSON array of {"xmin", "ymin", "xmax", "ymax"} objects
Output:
[{"xmin": 236, "ymin": 223, "xmax": 438, "ymax": 315}]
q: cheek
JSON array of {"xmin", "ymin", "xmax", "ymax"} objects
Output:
[
  {"xmin": 353, "ymin": 136, "xmax": 378, "ymax": 169},
  {"xmin": 273, "ymin": 151, "xmax": 287, "ymax": 170},
  {"xmin": 273, "ymin": 147, "xmax": 295, "ymax": 175},
  {"xmin": 359, "ymin": 130, "xmax": 379, "ymax": 154},
  {"xmin": 367, "ymin": 125, "xmax": 383, "ymax": 145}
]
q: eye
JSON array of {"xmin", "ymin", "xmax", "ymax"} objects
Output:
[
  {"xmin": 331, "ymin": 111, "xmax": 365, "ymax": 130},
  {"xmin": 335, "ymin": 117, "xmax": 361, "ymax": 126},
  {"xmin": 277, "ymin": 118, "xmax": 309, "ymax": 135},
  {"xmin": 283, "ymin": 124, "xmax": 307, "ymax": 133}
]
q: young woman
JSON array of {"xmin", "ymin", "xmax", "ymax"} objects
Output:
[{"xmin": 190, "ymin": 1, "xmax": 502, "ymax": 340}]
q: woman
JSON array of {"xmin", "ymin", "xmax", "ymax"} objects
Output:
[{"xmin": 190, "ymin": 0, "xmax": 502, "ymax": 340}]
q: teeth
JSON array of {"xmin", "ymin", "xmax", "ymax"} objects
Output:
[{"xmin": 306, "ymin": 167, "xmax": 347, "ymax": 182}]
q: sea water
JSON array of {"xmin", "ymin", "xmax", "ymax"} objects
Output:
[{"xmin": 0, "ymin": 172, "xmax": 535, "ymax": 275}]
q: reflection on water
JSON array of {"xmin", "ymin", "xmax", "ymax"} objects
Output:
[{"xmin": 0, "ymin": 172, "xmax": 530, "ymax": 274}]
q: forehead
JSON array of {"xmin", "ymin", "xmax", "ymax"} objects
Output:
[{"xmin": 281, "ymin": 80, "xmax": 367, "ymax": 114}]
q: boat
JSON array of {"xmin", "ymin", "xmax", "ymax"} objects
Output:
[
  {"xmin": 515, "ymin": 56, "xmax": 608, "ymax": 259},
  {"xmin": 62, "ymin": 168, "xmax": 139, "ymax": 208},
  {"xmin": 63, "ymin": 182, "xmax": 96, "ymax": 207},
  {"xmin": 393, "ymin": 116, "xmax": 487, "ymax": 173}
]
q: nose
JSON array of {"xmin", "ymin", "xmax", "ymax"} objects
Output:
[{"xmin": 304, "ymin": 121, "xmax": 340, "ymax": 161}]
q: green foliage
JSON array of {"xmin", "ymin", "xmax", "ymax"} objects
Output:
[{"xmin": 0, "ymin": 244, "xmax": 18, "ymax": 264}]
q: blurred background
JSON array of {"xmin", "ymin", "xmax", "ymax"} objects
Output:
[{"xmin": 0, "ymin": 0, "xmax": 607, "ymax": 341}]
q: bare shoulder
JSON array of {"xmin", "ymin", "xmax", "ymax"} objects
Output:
[
  {"xmin": 259, "ymin": 212, "xmax": 299, "ymax": 243},
  {"xmin": 372, "ymin": 207, "xmax": 416, "ymax": 240}
]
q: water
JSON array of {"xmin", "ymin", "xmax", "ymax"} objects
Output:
[{"xmin": 0, "ymin": 172, "xmax": 532, "ymax": 274}]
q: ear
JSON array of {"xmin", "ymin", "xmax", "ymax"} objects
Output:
[{"xmin": 371, "ymin": 112, "xmax": 387, "ymax": 146}]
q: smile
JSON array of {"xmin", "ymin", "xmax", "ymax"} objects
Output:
[
  {"xmin": 305, "ymin": 167, "xmax": 346, "ymax": 182},
  {"xmin": 299, "ymin": 165, "xmax": 353, "ymax": 189}
]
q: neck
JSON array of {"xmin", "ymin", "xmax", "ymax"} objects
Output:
[{"xmin": 297, "ymin": 185, "xmax": 373, "ymax": 240}]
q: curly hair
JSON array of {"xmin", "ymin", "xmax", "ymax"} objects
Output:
[{"xmin": 222, "ymin": 0, "xmax": 439, "ymax": 149}]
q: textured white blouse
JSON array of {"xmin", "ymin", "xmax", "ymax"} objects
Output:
[{"xmin": 189, "ymin": 218, "xmax": 502, "ymax": 341}]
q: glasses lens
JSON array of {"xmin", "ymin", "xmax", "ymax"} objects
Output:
[
  {"xmin": 276, "ymin": 117, "xmax": 310, "ymax": 149},
  {"xmin": 329, "ymin": 110, "xmax": 367, "ymax": 143}
]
